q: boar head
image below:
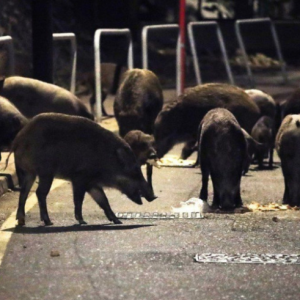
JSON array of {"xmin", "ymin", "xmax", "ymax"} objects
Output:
[{"xmin": 116, "ymin": 146, "xmax": 156, "ymax": 204}]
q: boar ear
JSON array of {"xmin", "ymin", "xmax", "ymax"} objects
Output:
[
  {"xmin": 116, "ymin": 147, "xmax": 137, "ymax": 172},
  {"xmin": 0, "ymin": 76, "xmax": 5, "ymax": 91}
]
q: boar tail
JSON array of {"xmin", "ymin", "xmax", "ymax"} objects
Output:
[{"xmin": 192, "ymin": 122, "xmax": 203, "ymax": 168}]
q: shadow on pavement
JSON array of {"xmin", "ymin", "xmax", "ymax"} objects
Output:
[{"xmin": 4, "ymin": 223, "xmax": 155, "ymax": 234}]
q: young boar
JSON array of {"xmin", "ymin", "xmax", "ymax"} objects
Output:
[
  {"xmin": 114, "ymin": 69, "xmax": 163, "ymax": 137},
  {"xmin": 276, "ymin": 114, "xmax": 300, "ymax": 206},
  {"xmin": 251, "ymin": 116, "xmax": 275, "ymax": 169},
  {"xmin": 123, "ymin": 130, "xmax": 158, "ymax": 194},
  {"xmin": 198, "ymin": 108, "xmax": 247, "ymax": 210},
  {"xmin": 9, "ymin": 113, "xmax": 156, "ymax": 226},
  {"xmin": 0, "ymin": 76, "xmax": 94, "ymax": 120},
  {"xmin": 245, "ymin": 89, "xmax": 276, "ymax": 119},
  {"xmin": 154, "ymin": 83, "xmax": 260, "ymax": 159},
  {"xmin": 0, "ymin": 96, "xmax": 27, "ymax": 160}
]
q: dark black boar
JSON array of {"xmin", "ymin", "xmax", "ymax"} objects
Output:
[
  {"xmin": 114, "ymin": 69, "xmax": 163, "ymax": 137},
  {"xmin": 0, "ymin": 76, "xmax": 94, "ymax": 120},
  {"xmin": 251, "ymin": 116, "xmax": 275, "ymax": 169},
  {"xmin": 9, "ymin": 113, "xmax": 156, "ymax": 226},
  {"xmin": 245, "ymin": 89, "xmax": 276, "ymax": 119},
  {"xmin": 154, "ymin": 83, "xmax": 260, "ymax": 159},
  {"xmin": 198, "ymin": 108, "xmax": 246, "ymax": 210},
  {"xmin": 123, "ymin": 130, "xmax": 158, "ymax": 194},
  {"xmin": 0, "ymin": 96, "xmax": 27, "ymax": 160},
  {"xmin": 276, "ymin": 114, "xmax": 300, "ymax": 206}
]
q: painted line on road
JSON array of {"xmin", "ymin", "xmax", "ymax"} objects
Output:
[
  {"xmin": 116, "ymin": 212, "xmax": 204, "ymax": 219},
  {"xmin": 194, "ymin": 253, "xmax": 300, "ymax": 264},
  {"xmin": 0, "ymin": 179, "xmax": 66, "ymax": 266}
]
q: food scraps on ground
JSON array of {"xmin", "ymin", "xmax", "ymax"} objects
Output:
[
  {"xmin": 158, "ymin": 155, "xmax": 196, "ymax": 167},
  {"xmin": 246, "ymin": 202, "xmax": 300, "ymax": 212}
]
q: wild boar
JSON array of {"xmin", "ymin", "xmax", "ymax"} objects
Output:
[
  {"xmin": 123, "ymin": 130, "xmax": 158, "ymax": 194},
  {"xmin": 0, "ymin": 96, "xmax": 27, "ymax": 160},
  {"xmin": 198, "ymin": 108, "xmax": 246, "ymax": 210},
  {"xmin": 154, "ymin": 83, "xmax": 260, "ymax": 159},
  {"xmin": 245, "ymin": 89, "xmax": 276, "ymax": 119},
  {"xmin": 251, "ymin": 116, "xmax": 275, "ymax": 169},
  {"xmin": 78, "ymin": 63, "xmax": 126, "ymax": 116},
  {"xmin": 0, "ymin": 76, "xmax": 94, "ymax": 120},
  {"xmin": 114, "ymin": 69, "xmax": 163, "ymax": 137},
  {"xmin": 276, "ymin": 114, "xmax": 300, "ymax": 206},
  {"xmin": 281, "ymin": 88, "xmax": 300, "ymax": 118},
  {"xmin": 241, "ymin": 128, "xmax": 261, "ymax": 175},
  {"xmin": 9, "ymin": 113, "xmax": 156, "ymax": 226}
]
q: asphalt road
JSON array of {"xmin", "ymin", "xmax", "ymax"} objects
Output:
[
  {"xmin": 1, "ymin": 74, "xmax": 300, "ymax": 299},
  {"xmin": 0, "ymin": 141, "xmax": 300, "ymax": 300}
]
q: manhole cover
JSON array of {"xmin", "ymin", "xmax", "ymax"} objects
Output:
[
  {"xmin": 116, "ymin": 212, "xmax": 204, "ymax": 219},
  {"xmin": 194, "ymin": 253, "xmax": 300, "ymax": 264}
]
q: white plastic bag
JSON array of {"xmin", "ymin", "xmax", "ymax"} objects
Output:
[{"xmin": 172, "ymin": 198, "xmax": 211, "ymax": 215}]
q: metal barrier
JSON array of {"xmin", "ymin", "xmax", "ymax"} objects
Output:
[
  {"xmin": 235, "ymin": 18, "xmax": 288, "ymax": 87},
  {"xmin": 53, "ymin": 33, "xmax": 77, "ymax": 94},
  {"xmin": 187, "ymin": 21, "xmax": 234, "ymax": 85},
  {"xmin": 94, "ymin": 28, "xmax": 133, "ymax": 121},
  {"xmin": 0, "ymin": 36, "xmax": 14, "ymax": 76},
  {"xmin": 142, "ymin": 24, "xmax": 181, "ymax": 95}
]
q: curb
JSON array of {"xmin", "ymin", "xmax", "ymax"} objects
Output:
[{"xmin": 0, "ymin": 152, "xmax": 18, "ymax": 199}]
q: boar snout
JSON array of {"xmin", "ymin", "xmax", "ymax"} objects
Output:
[
  {"xmin": 219, "ymin": 202, "xmax": 236, "ymax": 211},
  {"xmin": 127, "ymin": 193, "xmax": 143, "ymax": 205},
  {"xmin": 140, "ymin": 181, "xmax": 157, "ymax": 202},
  {"xmin": 148, "ymin": 151, "xmax": 157, "ymax": 160}
]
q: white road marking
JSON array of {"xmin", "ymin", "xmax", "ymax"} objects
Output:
[{"xmin": 0, "ymin": 179, "xmax": 66, "ymax": 266}]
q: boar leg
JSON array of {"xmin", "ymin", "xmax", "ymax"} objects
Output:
[
  {"xmin": 146, "ymin": 163, "xmax": 154, "ymax": 194},
  {"xmin": 199, "ymin": 158, "xmax": 209, "ymax": 201},
  {"xmin": 72, "ymin": 181, "xmax": 87, "ymax": 225},
  {"xmin": 180, "ymin": 140, "xmax": 197, "ymax": 160},
  {"xmin": 36, "ymin": 175, "xmax": 53, "ymax": 226},
  {"xmin": 17, "ymin": 173, "xmax": 36, "ymax": 226},
  {"xmin": 88, "ymin": 186, "xmax": 122, "ymax": 224},
  {"xmin": 268, "ymin": 147, "xmax": 274, "ymax": 169}
]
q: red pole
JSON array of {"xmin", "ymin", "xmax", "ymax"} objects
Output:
[{"xmin": 179, "ymin": 0, "xmax": 186, "ymax": 94}]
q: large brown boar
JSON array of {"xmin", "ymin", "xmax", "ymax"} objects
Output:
[
  {"xmin": 198, "ymin": 108, "xmax": 247, "ymax": 210},
  {"xmin": 154, "ymin": 83, "xmax": 260, "ymax": 159},
  {"xmin": 0, "ymin": 76, "xmax": 94, "ymax": 120},
  {"xmin": 9, "ymin": 113, "xmax": 156, "ymax": 226},
  {"xmin": 276, "ymin": 114, "xmax": 300, "ymax": 206},
  {"xmin": 114, "ymin": 69, "xmax": 163, "ymax": 137},
  {"xmin": 0, "ymin": 96, "xmax": 27, "ymax": 160}
]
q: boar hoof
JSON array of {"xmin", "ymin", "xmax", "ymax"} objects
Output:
[
  {"xmin": 44, "ymin": 220, "xmax": 53, "ymax": 226},
  {"xmin": 17, "ymin": 218, "xmax": 25, "ymax": 226},
  {"xmin": 113, "ymin": 219, "xmax": 122, "ymax": 225},
  {"xmin": 78, "ymin": 219, "xmax": 87, "ymax": 225}
]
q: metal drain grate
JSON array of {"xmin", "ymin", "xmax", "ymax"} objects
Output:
[
  {"xmin": 116, "ymin": 212, "xmax": 204, "ymax": 219},
  {"xmin": 194, "ymin": 253, "xmax": 300, "ymax": 264}
]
